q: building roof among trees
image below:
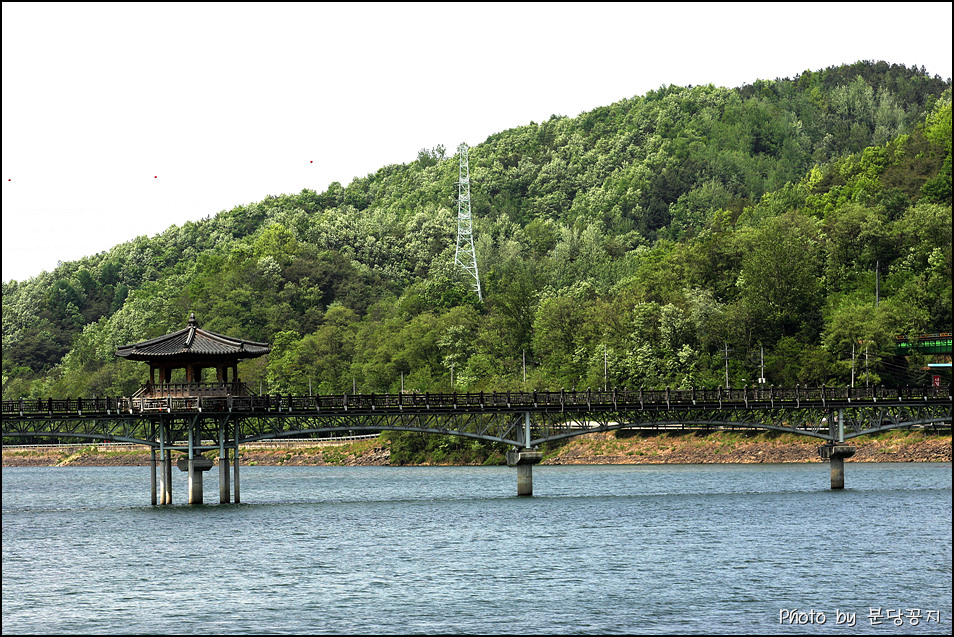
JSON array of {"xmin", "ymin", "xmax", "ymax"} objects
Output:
[{"xmin": 115, "ymin": 313, "xmax": 271, "ymax": 361}]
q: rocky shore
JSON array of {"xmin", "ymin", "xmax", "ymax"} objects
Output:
[{"xmin": 3, "ymin": 429, "xmax": 950, "ymax": 468}]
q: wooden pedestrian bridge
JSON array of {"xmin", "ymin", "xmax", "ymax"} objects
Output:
[
  {"xmin": 3, "ymin": 384, "xmax": 950, "ymax": 502},
  {"xmin": 3, "ymin": 315, "xmax": 950, "ymax": 501}
]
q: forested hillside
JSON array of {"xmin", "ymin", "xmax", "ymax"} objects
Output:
[{"xmin": 3, "ymin": 61, "xmax": 951, "ymax": 400}]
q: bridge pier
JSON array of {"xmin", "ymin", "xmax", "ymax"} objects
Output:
[
  {"xmin": 819, "ymin": 407, "xmax": 857, "ymax": 489},
  {"xmin": 507, "ymin": 448, "xmax": 543, "ymax": 496},
  {"xmin": 818, "ymin": 444, "xmax": 856, "ymax": 489},
  {"xmin": 177, "ymin": 457, "xmax": 214, "ymax": 504}
]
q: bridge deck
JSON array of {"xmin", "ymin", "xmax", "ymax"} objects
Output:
[
  {"xmin": 4, "ymin": 385, "xmax": 949, "ymax": 419},
  {"xmin": 5, "ymin": 387, "xmax": 948, "ymax": 501}
]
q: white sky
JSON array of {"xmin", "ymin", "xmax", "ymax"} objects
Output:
[{"xmin": 3, "ymin": 1, "xmax": 952, "ymax": 283}]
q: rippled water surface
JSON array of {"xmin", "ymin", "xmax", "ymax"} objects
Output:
[{"xmin": 2, "ymin": 462, "xmax": 951, "ymax": 634}]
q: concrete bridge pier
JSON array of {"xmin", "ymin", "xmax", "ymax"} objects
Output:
[
  {"xmin": 177, "ymin": 457, "xmax": 214, "ymax": 504},
  {"xmin": 819, "ymin": 407, "xmax": 856, "ymax": 489},
  {"xmin": 507, "ymin": 449, "xmax": 543, "ymax": 496},
  {"xmin": 818, "ymin": 444, "xmax": 856, "ymax": 489}
]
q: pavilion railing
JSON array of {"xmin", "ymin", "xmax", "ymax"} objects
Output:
[{"xmin": 141, "ymin": 382, "xmax": 252, "ymax": 398}]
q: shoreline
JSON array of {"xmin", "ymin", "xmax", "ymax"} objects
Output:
[{"xmin": 3, "ymin": 429, "xmax": 950, "ymax": 468}]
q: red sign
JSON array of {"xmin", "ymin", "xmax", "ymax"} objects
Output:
[{"xmin": 933, "ymin": 375, "xmax": 941, "ymax": 387}]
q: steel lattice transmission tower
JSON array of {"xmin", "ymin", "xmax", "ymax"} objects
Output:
[{"xmin": 455, "ymin": 142, "xmax": 482, "ymax": 300}]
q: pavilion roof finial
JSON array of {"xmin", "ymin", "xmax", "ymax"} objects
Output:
[{"xmin": 188, "ymin": 312, "xmax": 197, "ymax": 327}]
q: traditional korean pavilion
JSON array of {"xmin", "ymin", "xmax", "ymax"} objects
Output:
[{"xmin": 115, "ymin": 312, "xmax": 270, "ymax": 397}]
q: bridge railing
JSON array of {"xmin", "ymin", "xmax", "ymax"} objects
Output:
[
  {"xmin": 4, "ymin": 396, "xmax": 130, "ymax": 415},
  {"xmin": 2, "ymin": 385, "xmax": 950, "ymax": 418}
]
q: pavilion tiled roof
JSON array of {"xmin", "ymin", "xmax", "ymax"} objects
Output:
[{"xmin": 115, "ymin": 313, "xmax": 270, "ymax": 361}]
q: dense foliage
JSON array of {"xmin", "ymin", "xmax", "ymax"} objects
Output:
[{"xmin": 3, "ymin": 61, "xmax": 951, "ymax": 401}]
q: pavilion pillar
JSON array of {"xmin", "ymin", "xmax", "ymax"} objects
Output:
[
  {"xmin": 157, "ymin": 453, "xmax": 165, "ymax": 505},
  {"xmin": 220, "ymin": 453, "xmax": 230, "ymax": 503},
  {"xmin": 234, "ymin": 419, "xmax": 241, "ymax": 504},
  {"xmin": 161, "ymin": 449, "xmax": 173, "ymax": 504},
  {"xmin": 157, "ymin": 421, "xmax": 171, "ymax": 505},
  {"xmin": 219, "ymin": 418, "xmax": 230, "ymax": 504},
  {"xmin": 150, "ymin": 447, "xmax": 157, "ymax": 506},
  {"xmin": 188, "ymin": 456, "xmax": 198, "ymax": 504}
]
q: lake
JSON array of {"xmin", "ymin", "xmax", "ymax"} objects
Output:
[{"xmin": 2, "ymin": 462, "xmax": 951, "ymax": 634}]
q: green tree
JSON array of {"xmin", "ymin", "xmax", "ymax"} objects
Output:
[{"xmin": 738, "ymin": 213, "xmax": 822, "ymax": 341}]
